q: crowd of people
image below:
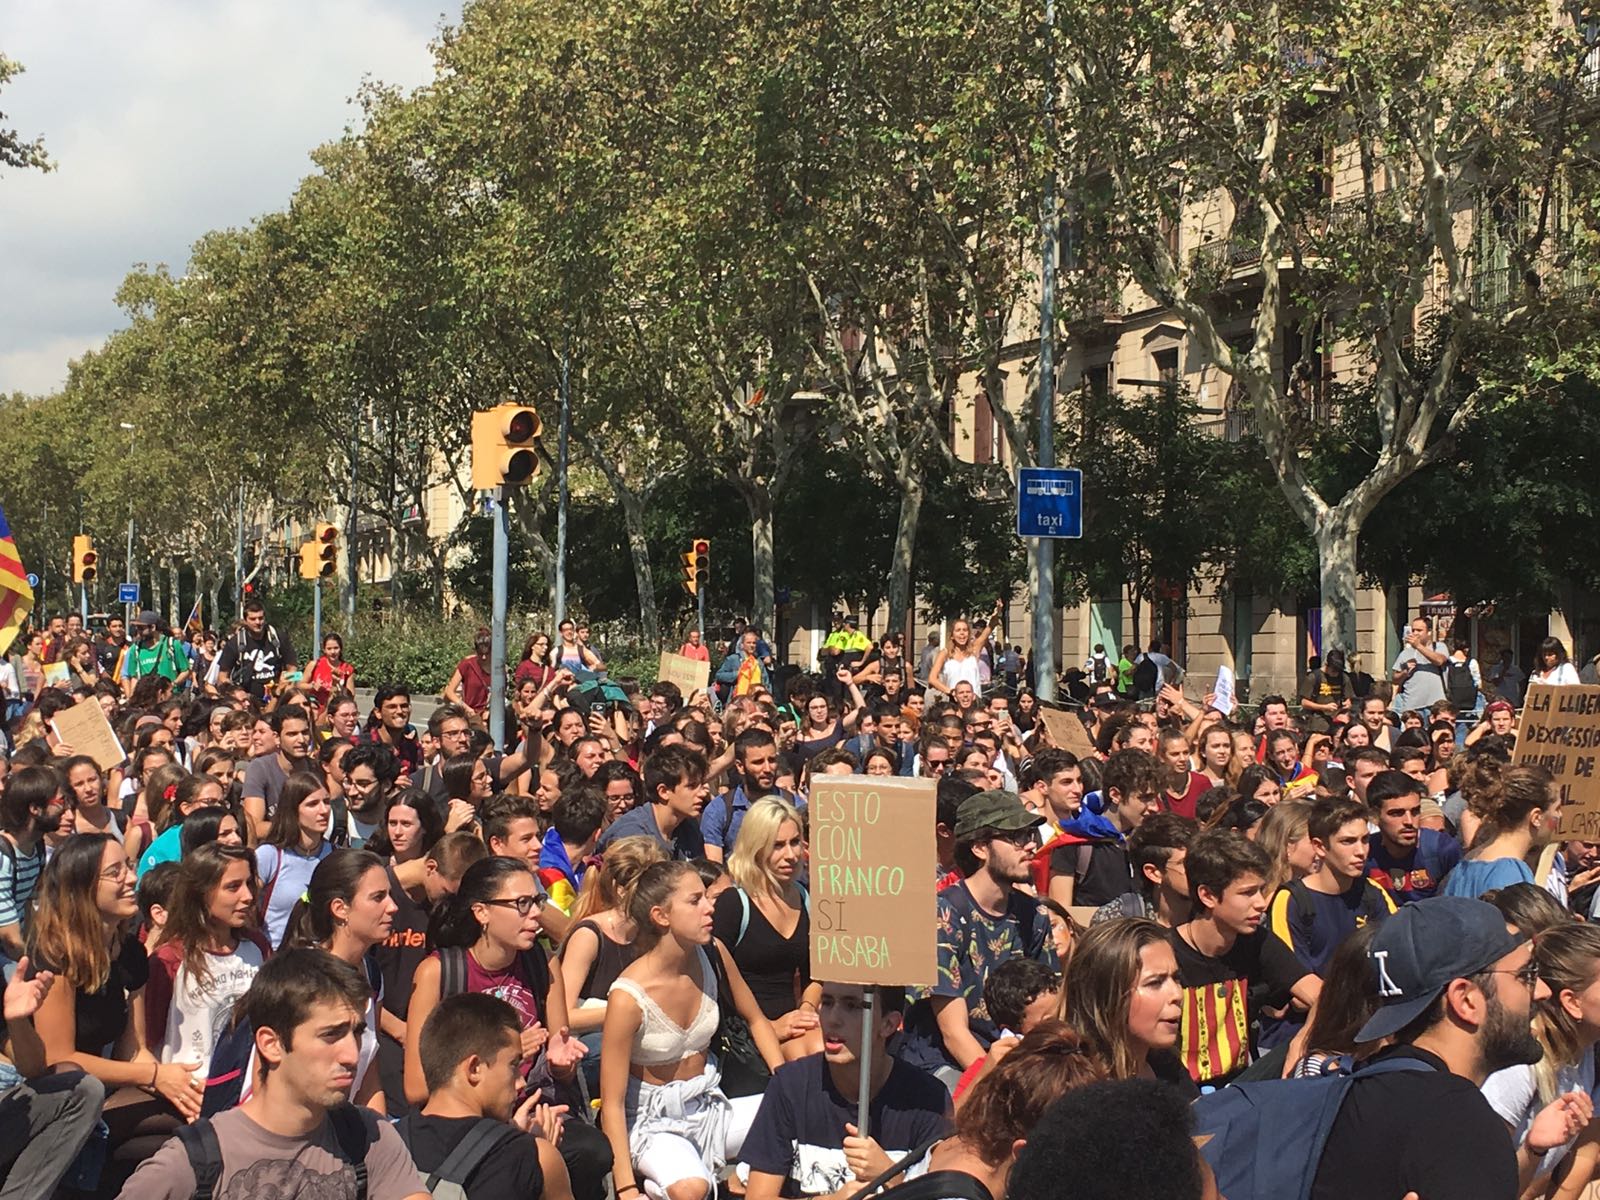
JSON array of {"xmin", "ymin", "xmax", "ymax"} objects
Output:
[{"xmin": 0, "ymin": 597, "xmax": 1593, "ymax": 1200}]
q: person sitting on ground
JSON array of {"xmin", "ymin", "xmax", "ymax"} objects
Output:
[
  {"xmin": 902, "ymin": 1022, "xmax": 1108, "ymax": 1200},
  {"xmin": 1061, "ymin": 917, "xmax": 1193, "ymax": 1095},
  {"xmin": 399, "ymin": 992, "xmax": 575, "ymax": 1200},
  {"xmin": 1007, "ymin": 1077, "xmax": 1214, "ymax": 1200},
  {"xmin": 116, "ymin": 948, "xmax": 428, "ymax": 1200},
  {"xmin": 1090, "ymin": 812, "xmax": 1197, "ymax": 927},
  {"xmin": 741, "ymin": 984, "xmax": 951, "ymax": 1200},
  {"xmin": 1443, "ymin": 762, "xmax": 1562, "ymax": 899},
  {"xmin": 0, "ymin": 948, "xmax": 107, "ymax": 1200},
  {"xmin": 950, "ymin": 959, "xmax": 1059, "ymax": 1103},
  {"xmin": 1307, "ymin": 896, "xmax": 1582, "ymax": 1200},
  {"xmin": 1047, "ymin": 749, "xmax": 1165, "ymax": 911}
]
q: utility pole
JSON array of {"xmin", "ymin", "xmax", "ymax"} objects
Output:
[
  {"xmin": 344, "ymin": 401, "xmax": 360, "ymax": 636},
  {"xmin": 234, "ymin": 477, "xmax": 245, "ymax": 613},
  {"xmin": 119, "ymin": 422, "xmax": 137, "ymax": 623},
  {"xmin": 554, "ymin": 333, "xmax": 571, "ymax": 627},
  {"xmin": 1031, "ymin": 0, "xmax": 1060, "ymax": 703},
  {"xmin": 489, "ymin": 489, "xmax": 510, "ymax": 748},
  {"xmin": 312, "ymin": 578, "xmax": 322, "ymax": 664}
]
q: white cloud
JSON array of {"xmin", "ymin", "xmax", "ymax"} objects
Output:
[{"xmin": 0, "ymin": 0, "xmax": 456, "ymax": 395}]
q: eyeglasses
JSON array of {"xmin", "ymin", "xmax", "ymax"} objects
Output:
[
  {"xmin": 1480, "ymin": 964, "xmax": 1541, "ymax": 990},
  {"xmin": 994, "ymin": 828, "xmax": 1040, "ymax": 848},
  {"xmin": 482, "ymin": 895, "xmax": 541, "ymax": 916},
  {"xmin": 99, "ymin": 862, "xmax": 133, "ymax": 883}
]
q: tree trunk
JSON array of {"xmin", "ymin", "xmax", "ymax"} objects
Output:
[
  {"xmin": 168, "ymin": 559, "xmax": 180, "ymax": 628},
  {"xmin": 746, "ymin": 488, "xmax": 775, "ymax": 638},
  {"xmin": 888, "ymin": 473, "xmax": 925, "ymax": 634},
  {"xmin": 1315, "ymin": 509, "xmax": 1360, "ymax": 656},
  {"xmin": 618, "ymin": 491, "xmax": 660, "ymax": 648},
  {"xmin": 207, "ymin": 573, "xmax": 221, "ymax": 634}
]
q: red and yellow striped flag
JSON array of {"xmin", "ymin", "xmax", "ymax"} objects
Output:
[{"xmin": 0, "ymin": 505, "xmax": 35, "ymax": 656}]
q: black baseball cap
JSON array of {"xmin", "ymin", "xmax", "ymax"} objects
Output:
[{"xmin": 1356, "ymin": 896, "xmax": 1526, "ymax": 1043}]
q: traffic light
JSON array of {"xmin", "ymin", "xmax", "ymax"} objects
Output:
[
  {"xmin": 298, "ymin": 522, "xmax": 338, "ymax": 580},
  {"xmin": 682, "ymin": 538, "xmax": 709, "ymax": 597},
  {"xmin": 471, "ymin": 403, "xmax": 542, "ymax": 490},
  {"xmin": 72, "ymin": 534, "xmax": 98, "ymax": 583}
]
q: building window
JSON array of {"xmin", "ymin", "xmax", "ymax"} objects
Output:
[{"xmin": 1154, "ymin": 348, "xmax": 1180, "ymax": 390}]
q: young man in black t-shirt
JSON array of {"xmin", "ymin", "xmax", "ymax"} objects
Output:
[
  {"xmin": 1168, "ymin": 830, "xmax": 1319, "ymax": 1087},
  {"xmin": 401, "ymin": 992, "xmax": 569, "ymax": 1200},
  {"xmin": 742, "ymin": 984, "xmax": 951, "ymax": 1200}
]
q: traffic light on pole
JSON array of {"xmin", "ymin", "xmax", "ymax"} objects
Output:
[
  {"xmin": 72, "ymin": 534, "xmax": 98, "ymax": 583},
  {"xmin": 681, "ymin": 538, "xmax": 709, "ymax": 596},
  {"xmin": 471, "ymin": 403, "xmax": 542, "ymax": 490},
  {"xmin": 298, "ymin": 522, "xmax": 339, "ymax": 580}
]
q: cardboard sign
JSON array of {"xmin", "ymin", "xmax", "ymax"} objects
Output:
[
  {"xmin": 809, "ymin": 774, "xmax": 937, "ymax": 986},
  {"xmin": 657, "ymin": 651, "xmax": 710, "ymax": 698},
  {"xmin": 50, "ymin": 697, "xmax": 127, "ymax": 773},
  {"xmin": 1514, "ymin": 683, "xmax": 1600, "ymax": 838},
  {"xmin": 1037, "ymin": 705, "xmax": 1099, "ymax": 760}
]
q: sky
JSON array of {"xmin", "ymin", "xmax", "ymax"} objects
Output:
[{"xmin": 0, "ymin": 0, "xmax": 460, "ymax": 396}]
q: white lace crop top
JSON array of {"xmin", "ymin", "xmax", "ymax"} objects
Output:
[{"xmin": 607, "ymin": 947, "xmax": 721, "ymax": 1066}]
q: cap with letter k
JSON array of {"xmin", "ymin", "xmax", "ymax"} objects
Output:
[{"xmin": 1356, "ymin": 896, "xmax": 1526, "ymax": 1043}]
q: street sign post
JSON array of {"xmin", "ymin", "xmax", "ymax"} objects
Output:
[
  {"xmin": 118, "ymin": 583, "xmax": 140, "ymax": 605},
  {"xmin": 1016, "ymin": 467, "xmax": 1083, "ymax": 539}
]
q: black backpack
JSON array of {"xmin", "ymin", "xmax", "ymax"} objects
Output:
[
  {"xmin": 179, "ymin": 1101, "xmax": 374, "ymax": 1200},
  {"xmin": 848, "ymin": 1136, "xmax": 993, "ymax": 1200},
  {"xmin": 395, "ymin": 1115, "xmax": 525, "ymax": 1200},
  {"xmin": 1445, "ymin": 659, "xmax": 1477, "ymax": 707},
  {"xmin": 1131, "ymin": 656, "xmax": 1160, "ymax": 695}
]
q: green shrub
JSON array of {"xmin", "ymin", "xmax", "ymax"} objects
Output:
[{"xmin": 345, "ymin": 616, "xmax": 478, "ymax": 695}]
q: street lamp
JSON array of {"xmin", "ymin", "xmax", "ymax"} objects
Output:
[{"xmin": 119, "ymin": 422, "xmax": 136, "ymax": 620}]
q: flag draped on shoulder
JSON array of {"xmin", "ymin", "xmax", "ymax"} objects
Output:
[{"xmin": 0, "ymin": 506, "xmax": 34, "ymax": 656}]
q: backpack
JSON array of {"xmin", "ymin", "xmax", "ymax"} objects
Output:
[
  {"xmin": 1445, "ymin": 659, "xmax": 1477, "ymax": 708},
  {"xmin": 847, "ymin": 1136, "xmax": 993, "ymax": 1200},
  {"xmin": 395, "ymin": 1114, "xmax": 524, "ymax": 1200},
  {"xmin": 1131, "ymin": 656, "xmax": 1159, "ymax": 695},
  {"xmin": 1193, "ymin": 1054, "xmax": 1431, "ymax": 1200},
  {"xmin": 179, "ymin": 1100, "xmax": 374, "ymax": 1200}
]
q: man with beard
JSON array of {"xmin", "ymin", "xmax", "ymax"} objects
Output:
[
  {"xmin": 0, "ymin": 767, "xmax": 66, "ymax": 963},
  {"xmin": 898, "ymin": 790, "xmax": 1057, "ymax": 1084},
  {"xmin": 1310, "ymin": 896, "xmax": 1574, "ymax": 1200}
]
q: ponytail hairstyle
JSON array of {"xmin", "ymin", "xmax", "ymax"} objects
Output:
[
  {"xmin": 162, "ymin": 842, "xmax": 259, "ymax": 987},
  {"xmin": 285, "ymin": 848, "xmax": 386, "ymax": 949},
  {"xmin": 160, "ymin": 772, "xmax": 222, "ymax": 833},
  {"xmin": 142, "ymin": 763, "xmax": 190, "ymax": 832},
  {"xmin": 27, "ymin": 833, "xmax": 121, "ymax": 993},
  {"xmin": 1464, "ymin": 761, "xmax": 1556, "ymax": 851},
  {"xmin": 625, "ymin": 860, "xmax": 695, "ymax": 950},
  {"xmin": 432, "ymin": 856, "xmax": 536, "ymax": 949},
  {"xmin": 1531, "ymin": 921, "xmax": 1600, "ymax": 1105},
  {"xmin": 567, "ymin": 834, "xmax": 667, "ymax": 927},
  {"xmin": 263, "ymin": 769, "xmax": 329, "ymax": 850}
]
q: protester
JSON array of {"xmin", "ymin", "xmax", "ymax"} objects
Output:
[
  {"xmin": 117, "ymin": 948, "xmax": 426, "ymax": 1200},
  {"xmin": 401, "ymin": 992, "xmax": 574, "ymax": 1200},
  {"xmin": 255, "ymin": 770, "xmax": 336, "ymax": 947},
  {"xmin": 741, "ymin": 983, "xmax": 951, "ymax": 1200},
  {"xmin": 711, "ymin": 795, "xmax": 819, "ymax": 1059},
  {"xmin": 599, "ymin": 860, "xmax": 782, "ymax": 1200},
  {"xmin": 1443, "ymin": 762, "xmax": 1562, "ymax": 897},
  {"xmin": 1060, "ymin": 917, "xmax": 1192, "ymax": 1092}
]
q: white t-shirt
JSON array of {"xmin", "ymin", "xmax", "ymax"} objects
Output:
[
  {"xmin": 1532, "ymin": 663, "xmax": 1583, "ymax": 687},
  {"xmin": 157, "ymin": 939, "xmax": 268, "ymax": 1067},
  {"xmin": 1481, "ymin": 1047, "xmax": 1596, "ymax": 1180}
]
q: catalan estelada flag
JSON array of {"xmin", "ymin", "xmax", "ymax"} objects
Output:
[{"xmin": 0, "ymin": 505, "xmax": 35, "ymax": 656}]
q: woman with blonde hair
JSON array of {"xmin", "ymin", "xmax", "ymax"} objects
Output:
[
  {"xmin": 712, "ymin": 795, "xmax": 821, "ymax": 1059},
  {"xmin": 928, "ymin": 599, "xmax": 1005, "ymax": 700},
  {"xmin": 1254, "ymin": 800, "xmax": 1318, "ymax": 897},
  {"xmin": 1059, "ymin": 918, "xmax": 1192, "ymax": 1092}
]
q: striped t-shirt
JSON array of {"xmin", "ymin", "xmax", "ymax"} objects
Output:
[{"xmin": 0, "ymin": 836, "xmax": 45, "ymax": 932}]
